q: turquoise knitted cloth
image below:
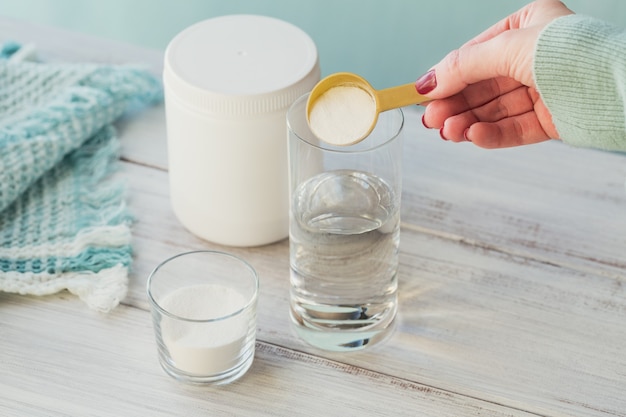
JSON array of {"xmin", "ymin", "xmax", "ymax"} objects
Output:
[{"xmin": 0, "ymin": 44, "xmax": 162, "ymax": 312}]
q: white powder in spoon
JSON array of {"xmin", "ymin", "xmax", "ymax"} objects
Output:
[
  {"xmin": 308, "ymin": 85, "xmax": 377, "ymax": 146},
  {"xmin": 160, "ymin": 284, "xmax": 251, "ymax": 375}
]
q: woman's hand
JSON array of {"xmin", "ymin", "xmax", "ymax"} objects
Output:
[{"xmin": 418, "ymin": 0, "xmax": 574, "ymax": 148}]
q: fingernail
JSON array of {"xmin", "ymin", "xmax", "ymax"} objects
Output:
[
  {"xmin": 463, "ymin": 128, "xmax": 472, "ymax": 142},
  {"xmin": 439, "ymin": 127, "xmax": 448, "ymax": 141},
  {"xmin": 421, "ymin": 113, "xmax": 430, "ymax": 129},
  {"xmin": 415, "ymin": 70, "xmax": 437, "ymax": 95}
]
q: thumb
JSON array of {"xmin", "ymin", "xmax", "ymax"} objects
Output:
[{"xmin": 416, "ymin": 28, "xmax": 537, "ymax": 99}]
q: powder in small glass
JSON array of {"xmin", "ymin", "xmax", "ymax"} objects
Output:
[
  {"xmin": 309, "ymin": 85, "xmax": 376, "ymax": 146},
  {"xmin": 160, "ymin": 284, "xmax": 249, "ymax": 375}
]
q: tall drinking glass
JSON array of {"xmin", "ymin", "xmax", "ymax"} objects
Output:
[{"xmin": 287, "ymin": 94, "xmax": 403, "ymax": 351}]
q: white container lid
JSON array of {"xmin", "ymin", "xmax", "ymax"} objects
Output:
[{"xmin": 164, "ymin": 14, "xmax": 320, "ymax": 116}]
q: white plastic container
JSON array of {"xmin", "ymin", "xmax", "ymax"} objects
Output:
[{"xmin": 164, "ymin": 15, "xmax": 320, "ymax": 246}]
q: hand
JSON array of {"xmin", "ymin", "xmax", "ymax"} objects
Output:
[{"xmin": 418, "ymin": 0, "xmax": 574, "ymax": 148}]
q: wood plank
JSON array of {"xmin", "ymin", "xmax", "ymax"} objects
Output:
[
  {"xmin": 114, "ymin": 107, "xmax": 626, "ymax": 286},
  {"xmin": 0, "ymin": 17, "xmax": 164, "ymax": 68},
  {"xmin": 5, "ymin": 16, "xmax": 626, "ymax": 278},
  {"xmin": 401, "ymin": 130, "xmax": 626, "ymax": 279},
  {"xmin": 0, "ymin": 292, "xmax": 537, "ymax": 417},
  {"xmin": 120, "ymin": 161, "xmax": 626, "ymax": 417},
  {"xmin": 117, "ymin": 101, "xmax": 626, "ymax": 279},
  {"xmin": 3, "ymin": 16, "xmax": 626, "ymax": 417}
]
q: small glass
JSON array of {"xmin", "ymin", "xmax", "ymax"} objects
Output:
[
  {"xmin": 147, "ymin": 250, "xmax": 258, "ymax": 385},
  {"xmin": 287, "ymin": 93, "xmax": 404, "ymax": 352}
]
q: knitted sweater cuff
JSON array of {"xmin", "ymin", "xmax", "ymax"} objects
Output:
[{"xmin": 534, "ymin": 14, "xmax": 626, "ymax": 151}]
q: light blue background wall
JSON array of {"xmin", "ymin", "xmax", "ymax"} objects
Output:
[{"xmin": 2, "ymin": 0, "xmax": 625, "ymax": 87}]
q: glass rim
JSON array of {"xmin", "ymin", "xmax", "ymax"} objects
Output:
[
  {"xmin": 287, "ymin": 93, "xmax": 404, "ymax": 154},
  {"xmin": 146, "ymin": 250, "xmax": 259, "ymax": 323}
]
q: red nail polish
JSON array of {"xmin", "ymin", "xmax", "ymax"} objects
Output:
[
  {"xmin": 415, "ymin": 70, "xmax": 437, "ymax": 95},
  {"xmin": 421, "ymin": 113, "xmax": 430, "ymax": 128},
  {"xmin": 463, "ymin": 128, "xmax": 472, "ymax": 142},
  {"xmin": 439, "ymin": 127, "xmax": 448, "ymax": 141}
]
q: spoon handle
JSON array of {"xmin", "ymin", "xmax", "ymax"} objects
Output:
[{"xmin": 377, "ymin": 82, "xmax": 430, "ymax": 112}]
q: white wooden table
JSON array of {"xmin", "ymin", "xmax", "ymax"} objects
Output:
[{"xmin": 2, "ymin": 18, "xmax": 626, "ymax": 417}]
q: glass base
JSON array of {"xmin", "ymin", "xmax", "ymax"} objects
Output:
[
  {"xmin": 158, "ymin": 348, "xmax": 254, "ymax": 386},
  {"xmin": 290, "ymin": 301, "xmax": 397, "ymax": 352}
]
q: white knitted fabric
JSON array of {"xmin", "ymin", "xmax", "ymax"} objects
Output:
[{"xmin": 0, "ymin": 43, "xmax": 162, "ymax": 312}]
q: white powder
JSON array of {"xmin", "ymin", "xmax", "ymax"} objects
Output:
[
  {"xmin": 308, "ymin": 85, "xmax": 377, "ymax": 146},
  {"xmin": 160, "ymin": 284, "xmax": 251, "ymax": 375}
]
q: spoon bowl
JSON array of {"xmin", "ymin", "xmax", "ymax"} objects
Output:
[{"xmin": 306, "ymin": 72, "xmax": 429, "ymax": 146}]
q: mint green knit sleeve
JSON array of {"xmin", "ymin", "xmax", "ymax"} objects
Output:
[{"xmin": 534, "ymin": 14, "xmax": 626, "ymax": 151}]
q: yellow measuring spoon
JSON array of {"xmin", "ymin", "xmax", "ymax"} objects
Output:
[{"xmin": 306, "ymin": 72, "xmax": 430, "ymax": 146}]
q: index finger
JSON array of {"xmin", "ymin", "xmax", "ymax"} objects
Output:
[
  {"xmin": 460, "ymin": 6, "xmax": 527, "ymax": 48},
  {"xmin": 420, "ymin": 28, "xmax": 536, "ymax": 100}
]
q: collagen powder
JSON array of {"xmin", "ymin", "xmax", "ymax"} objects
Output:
[
  {"xmin": 309, "ymin": 85, "xmax": 377, "ymax": 146},
  {"xmin": 160, "ymin": 284, "xmax": 249, "ymax": 375}
]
